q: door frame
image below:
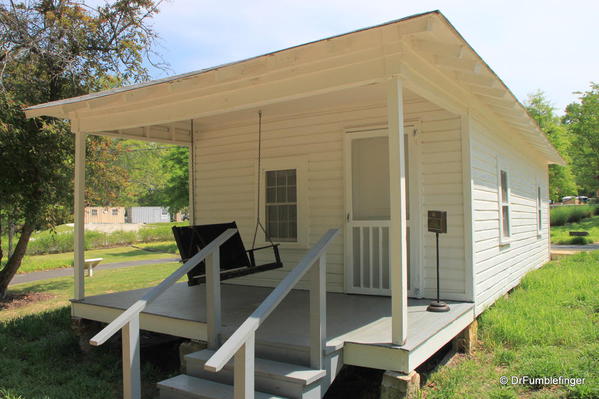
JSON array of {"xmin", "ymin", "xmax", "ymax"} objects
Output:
[{"xmin": 343, "ymin": 123, "xmax": 422, "ymax": 297}]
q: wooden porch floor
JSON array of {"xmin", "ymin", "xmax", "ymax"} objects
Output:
[{"xmin": 72, "ymin": 283, "xmax": 474, "ymax": 373}]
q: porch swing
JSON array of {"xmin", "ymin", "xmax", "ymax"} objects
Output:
[{"xmin": 172, "ymin": 111, "xmax": 284, "ymax": 287}]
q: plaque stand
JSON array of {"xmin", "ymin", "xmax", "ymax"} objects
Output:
[{"xmin": 427, "ymin": 232, "xmax": 450, "ymax": 312}]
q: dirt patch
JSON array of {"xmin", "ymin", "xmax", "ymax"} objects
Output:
[{"xmin": 0, "ymin": 292, "xmax": 56, "ymax": 310}]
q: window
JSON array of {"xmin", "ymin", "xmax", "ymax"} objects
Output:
[
  {"xmin": 91, "ymin": 209, "xmax": 98, "ymax": 216},
  {"xmin": 537, "ymin": 186, "xmax": 542, "ymax": 234},
  {"xmin": 161, "ymin": 208, "xmax": 169, "ymax": 216},
  {"xmin": 265, "ymin": 169, "xmax": 297, "ymax": 242},
  {"xmin": 112, "ymin": 208, "xmax": 119, "ymax": 216},
  {"xmin": 498, "ymin": 168, "xmax": 511, "ymax": 241}
]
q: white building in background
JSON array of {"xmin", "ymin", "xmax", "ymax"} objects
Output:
[{"xmin": 125, "ymin": 206, "xmax": 171, "ymax": 224}]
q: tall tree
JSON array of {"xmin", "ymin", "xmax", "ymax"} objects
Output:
[
  {"xmin": 0, "ymin": 0, "xmax": 164, "ymax": 298},
  {"xmin": 563, "ymin": 83, "xmax": 599, "ymax": 197},
  {"xmin": 525, "ymin": 91, "xmax": 578, "ymax": 202}
]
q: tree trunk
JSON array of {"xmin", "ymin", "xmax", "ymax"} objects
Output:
[
  {"xmin": 0, "ymin": 222, "xmax": 34, "ymax": 299},
  {"xmin": 8, "ymin": 220, "xmax": 14, "ymax": 257}
]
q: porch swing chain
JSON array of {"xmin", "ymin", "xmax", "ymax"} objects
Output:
[{"xmin": 251, "ymin": 110, "xmax": 275, "ymax": 250}]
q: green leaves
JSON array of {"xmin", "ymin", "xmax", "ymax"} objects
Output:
[
  {"xmin": 563, "ymin": 83, "xmax": 599, "ymax": 197},
  {"xmin": 525, "ymin": 91, "xmax": 578, "ymax": 201}
]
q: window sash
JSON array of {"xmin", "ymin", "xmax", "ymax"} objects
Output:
[
  {"xmin": 265, "ymin": 169, "xmax": 298, "ymax": 242},
  {"xmin": 537, "ymin": 186, "xmax": 542, "ymax": 232},
  {"xmin": 498, "ymin": 168, "xmax": 511, "ymax": 240}
]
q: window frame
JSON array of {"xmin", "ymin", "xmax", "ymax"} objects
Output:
[
  {"xmin": 265, "ymin": 169, "xmax": 298, "ymax": 243},
  {"xmin": 536, "ymin": 182, "xmax": 543, "ymax": 236},
  {"xmin": 497, "ymin": 161, "xmax": 511, "ymax": 245},
  {"xmin": 257, "ymin": 157, "xmax": 308, "ymax": 248}
]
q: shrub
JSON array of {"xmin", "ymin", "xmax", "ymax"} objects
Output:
[
  {"xmin": 105, "ymin": 230, "xmax": 137, "ymax": 246},
  {"xmin": 138, "ymin": 224, "xmax": 173, "ymax": 242},
  {"xmin": 550, "ymin": 205, "xmax": 599, "ymax": 226},
  {"xmin": 569, "ymin": 236, "xmax": 592, "ymax": 245},
  {"xmin": 27, "ymin": 230, "xmax": 74, "ymax": 254},
  {"xmin": 22, "ymin": 222, "xmax": 181, "ymax": 256}
]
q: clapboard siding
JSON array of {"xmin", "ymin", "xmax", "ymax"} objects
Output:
[
  {"xmin": 192, "ymin": 94, "xmax": 465, "ymax": 296},
  {"xmin": 470, "ymin": 117, "xmax": 550, "ymax": 315}
]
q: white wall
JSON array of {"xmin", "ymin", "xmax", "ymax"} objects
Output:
[
  {"xmin": 191, "ymin": 92, "xmax": 465, "ymax": 296},
  {"xmin": 470, "ymin": 117, "xmax": 550, "ymax": 315},
  {"xmin": 417, "ymin": 112, "xmax": 466, "ymax": 300}
]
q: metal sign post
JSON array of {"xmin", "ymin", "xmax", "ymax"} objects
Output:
[{"xmin": 427, "ymin": 210, "xmax": 450, "ymax": 313}]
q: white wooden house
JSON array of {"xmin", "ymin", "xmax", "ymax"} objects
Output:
[{"xmin": 25, "ymin": 10, "xmax": 563, "ymax": 399}]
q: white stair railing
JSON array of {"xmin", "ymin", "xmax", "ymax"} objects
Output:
[
  {"xmin": 204, "ymin": 228, "xmax": 340, "ymax": 399},
  {"xmin": 89, "ymin": 228, "xmax": 238, "ymax": 399}
]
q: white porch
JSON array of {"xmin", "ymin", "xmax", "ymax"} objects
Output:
[{"xmin": 72, "ymin": 282, "xmax": 474, "ymax": 374}]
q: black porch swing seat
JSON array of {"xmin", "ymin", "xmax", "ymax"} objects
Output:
[{"xmin": 172, "ymin": 222, "xmax": 283, "ymax": 287}]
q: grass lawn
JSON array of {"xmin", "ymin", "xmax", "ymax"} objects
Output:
[
  {"xmin": 551, "ymin": 215, "xmax": 599, "ymax": 245},
  {"xmin": 11, "ymin": 243, "xmax": 179, "ymax": 274},
  {"xmin": 0, "ymin": 262, "xmax": 182, "ymax": 398},
  {"xmin": 420, "ymin": 251, "xmax": 599, "ymax": 399}
]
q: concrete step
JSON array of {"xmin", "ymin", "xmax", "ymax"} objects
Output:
[
  {"xmin": 185, "ymin": 349, "xmax": 326, "ymax": 399},
  {"xmin": 158, "ymin": 374, "xmax": 285, "ymax": 399}
]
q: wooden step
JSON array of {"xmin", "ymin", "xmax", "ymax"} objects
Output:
[
  {"xmin": 158, "ymin": 374, "xmax": 285, "ymax": 399},
  {"xmin": 185, "ymin": 349, "xmax": 326, "ymax": 398}
]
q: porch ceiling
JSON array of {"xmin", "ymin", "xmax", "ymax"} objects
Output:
[{"xmin": 23, "ymin": 10, "xmax": 563, "ymax": 164}]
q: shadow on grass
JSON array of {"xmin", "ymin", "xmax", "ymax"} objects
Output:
[
  {"xmin": 0, "ymin": 306, "xmax": 179, "ymax": 399},
  {"xmin": 9, "ymin": 279, "xmax": 72, "ymax": 295}
]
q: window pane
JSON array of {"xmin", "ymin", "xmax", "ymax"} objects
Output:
[
  {"xmin": 500, "ymin": 170, "xmax": 508, "ymax": 203},
  {"xmin": 277, "ymin": 187, "xmax": 286, "ymax": 202},
  {"xmin": 276, "ymin": 171, "xmax": 286, "ymax": 185},
  {"xmin": 268, "ymin": 221, "xmax": 278, "ymax": 239},
  {"xmin": 267, "ymin": 187, "xmax": 276, "ymax": 202},
  {"xmin": 266, "ymin": 171, "xmax": 276, "ymax": 187},
  {"xmin": 289, "ymin": 221, "xmax": 297, "ymax": 239},
  {"xmin": 502, "ymin": 205, "xmax": 510, "ymax": 237},
  {"xmin": 279, "ymin": 205, "xmax": 288, "ymax": 222},
  {"xmin": 288, "ymin": 186, "xmax": 296, "ymax": 202}
]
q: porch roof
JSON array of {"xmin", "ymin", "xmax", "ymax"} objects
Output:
[{"xmin": 24, "ymin": 10, "xmax": 564, "ymax": 165}]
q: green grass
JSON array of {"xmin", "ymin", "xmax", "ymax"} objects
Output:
[
  {"xmin": 551, "ymin": 215, "xmax": 599, "ymax": 245},
  {"xmin": 14, "ymin": 244, "xmax": 178, "ymax": 274},
  {"xmin": 0, "ymin": 262, "xmax": 182, "ymax": 398},
  {"xmin": 420, "ymin": 251, "xmax": 599, "ymax": 399}
]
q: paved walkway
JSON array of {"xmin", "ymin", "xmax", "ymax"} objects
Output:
[
  {"xmin": 9, "ymin": 257, "xmax": 180, "ymax": 286},
  {"xmin": 551, "ymin": 244, "xmax": 599, "ymax": 251}
]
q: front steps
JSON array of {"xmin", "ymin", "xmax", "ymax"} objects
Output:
[
  {"xmin": 158, "ymin": 375, "xmax": 285, "ymax": 399},
  {"xmin": 159, "ymin": 346, "xmax": 342, "ymax": 399}
]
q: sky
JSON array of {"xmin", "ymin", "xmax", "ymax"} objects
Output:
[{"xmin": 146, "ymin": 0, "xmax": 598, "ymax": 114}]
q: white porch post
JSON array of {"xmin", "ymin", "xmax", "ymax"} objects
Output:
[
  {"xmin": 206, "ymin": 250, "xmax": 221, "ymax": 349},
  {"xmin": 74, "ymin": 131, "xmax": 86, "ymax": 300},
  {"xmin": 387, "ymin": 77, "xmax": 408, "ymax": 345},
  {"xmin": 188, "ymin": 124, "xmax": 195, "ymax": 225}
]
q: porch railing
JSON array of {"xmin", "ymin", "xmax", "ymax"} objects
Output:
[
  {"xmin": 204, "ymin": 228, "xmax": 340, "ymax": 399},
  {"xmin": 89, "ymin": 228, "xmax": 238, "ymax": 399}
]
